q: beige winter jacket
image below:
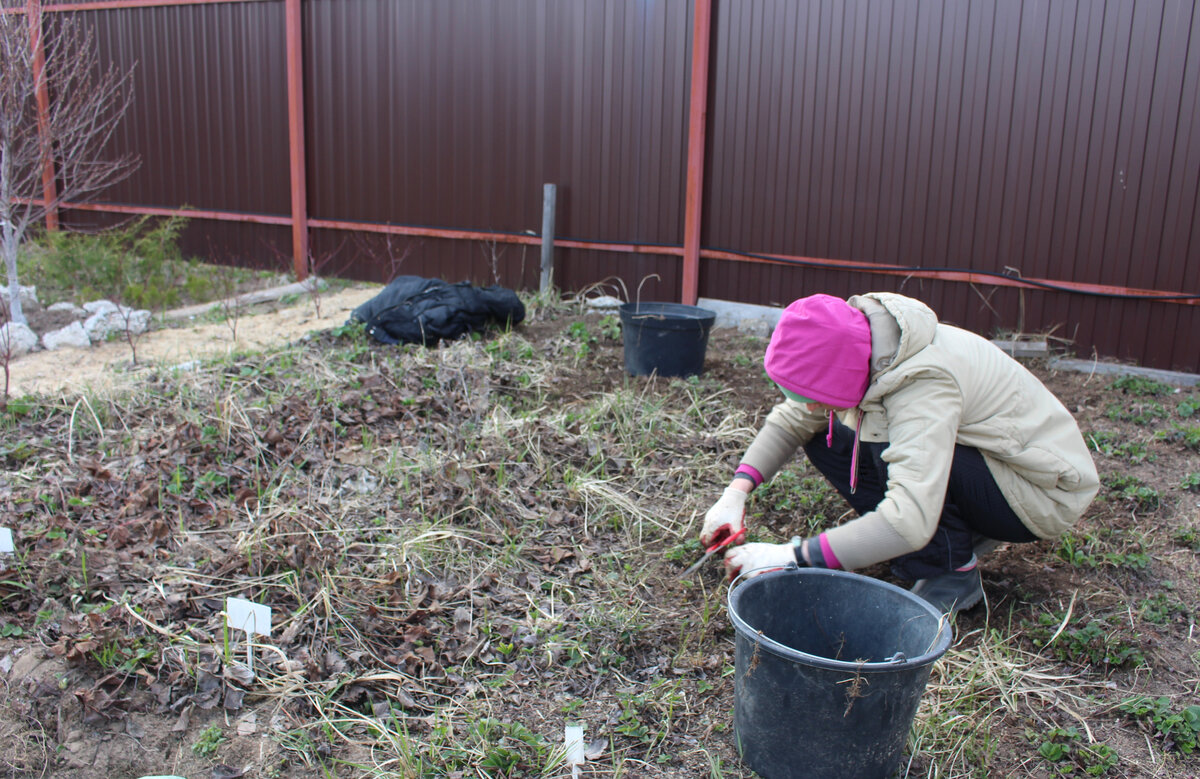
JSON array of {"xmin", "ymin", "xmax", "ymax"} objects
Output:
[{"xmin": 741, "ymin": 292, "xmax": 1099, "ymax": 571}]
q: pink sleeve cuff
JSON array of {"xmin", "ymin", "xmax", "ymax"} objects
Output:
[
  {"xmin": 734, "ymin": 464, "xmax": 764, "ymax": 487},
  {"xmin": 819, "ymin": 533, "xmax": 842, "ymax": 570}
]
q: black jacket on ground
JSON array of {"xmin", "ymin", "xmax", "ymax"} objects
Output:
[{"xmin": 349, "ymin": 276, "xmax": 525, "ymax": 346}]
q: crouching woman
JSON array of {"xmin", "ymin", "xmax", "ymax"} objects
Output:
[{"xmin": 701, "ymin": 292, "xmax": 1100, "ymax": 614}]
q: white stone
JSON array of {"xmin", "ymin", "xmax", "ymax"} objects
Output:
[
  {"xmin": 84, "ymin": 307, "xmax": 151, "ymax": 341},
  {"xmin": 585, "ymin": 295, "xmax": 624, "ymax": 311},
  {"xmin": 42, "ymin": 321, "xmax": 91, "ymax": 350},
  {"xmin": 0, "ymin": 322, "xmax": 38, "ymax": 357},
  {"xmin": 47, "ymin": 301, "xmax": 87, "ymax": 318},
  {"xmin": 82, "ymin": 299, "xmax": 119, "ymax": 315}
]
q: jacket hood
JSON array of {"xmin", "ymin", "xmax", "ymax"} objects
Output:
[
  {"xmin": 848, "ymin": 293, "xmax": 938, "ymax": 377},
  {"xmin": 763, "ymin": 294, "xmax": 872, "ymax": 408}
]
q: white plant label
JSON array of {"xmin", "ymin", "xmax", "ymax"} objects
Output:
[
  {"xmin": 226, "ymin": 597, "xmax": 272, "ymax": 636},
  {"xmin": 226, "ymin": 597, "xmax": 272, "ymax": 676},
  {"xmin": 564, "ymin": 723, "xmax": 585, "ymax": 778},
  {"xmin": 0, "ymin": 528, "xmax": 13, "ymax": 555}
]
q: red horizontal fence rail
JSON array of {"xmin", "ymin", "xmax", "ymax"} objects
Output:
[
  {"xmin": 8, "ymin": 0, "xmax": 1200, "ymax": 371},
  {"xmin": 35, "ymin": 197, "xmax": 1200, "ymax": 306}
]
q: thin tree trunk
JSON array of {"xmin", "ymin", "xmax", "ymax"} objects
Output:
[
  {"xmin": 1, "ymin": 223, "xmax": 25, "ymax": 326},
  {"xmin": 0, "ymin": 142, "xmax": 25, "ymax": 325}
]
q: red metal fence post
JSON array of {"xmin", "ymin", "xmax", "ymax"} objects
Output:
[
  {"xmin": 284, "ymin": 0, "xmax": 308, "ymax": 280},
  {"xmin": 681, "ymin": 0, "xmax": 712, "ymax": 306},
  {"xmin": 28, "ymin": 0, "xmax": 59, "ymax": 231}
]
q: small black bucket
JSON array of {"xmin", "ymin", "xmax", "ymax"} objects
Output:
[
  {"xmin": 727, "ymin": 568, "xmax": 952, "ymax": 779},
  {"xmin": 619, "ymin": 302, "xmax": 716, "ymax": 377}
]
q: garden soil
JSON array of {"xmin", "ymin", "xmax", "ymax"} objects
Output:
[{"xmin": 0, "ymin": 292, "xmax": 1197, "ymax": 778}]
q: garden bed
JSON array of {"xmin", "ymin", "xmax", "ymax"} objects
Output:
[{"xmin": 0, "ymin": 295, "xmax": 1197, "ymax": 778}]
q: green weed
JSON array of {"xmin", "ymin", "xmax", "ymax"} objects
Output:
[
  {"xmin": 1177, "ymin": 396, "xmax": 1200, "ymax": 418},
  {"xmin": 1101, "ymin": 473, "xmax": 1161, "ymax": 511},
  {"xmin": 1173, "ymin": 526, "xmax": 1200, "ymax": 552},
  {"xmin": 1023, "ymin": 611, "xmax": 1146, "ymax": 669},
  {"xmin": 1118, "ymin": 696, "xmax": 1200, "ymax": 755},
  {"xmin": 598, "ymin": 314, "xmax": 622, "ymax": 340},
  {"xmin": 1160, "ymin": 423, "xmax": 1200, "ymax": 451},
  {"xmin": 1138, "ymin": 590, "xmax": 1190, "ymax": 625},
  {"xmin": 1056, "ymin": 531, "xmax": 1150, "ymax": 570},
  {"xmin": 413, "ymin": 717, "xmax": 551, "ymax": 773},
  {"xmin": 1033, "ymin": 726, "xmax": 1119, "ymax": 775},
  {"xmin": 91, "ymin": 636, "xmax": 157, "ymax": 674},
  {"xmin": 1105, "ymin": 400, "xmax": 1166, "ymax": 425},
  {"xmin": 1109, "ymin": 375, "xmax": 1172, "ymax": 397},
  {"xmin": 192, "ymin": 724, "xmax": 226, "ymax": 758},
  {"xmin": 754, "ymin": 468, "xmax": 844, "ymax": 533},
  {"xmin": 1086, "ymin": 432, "xmax": 1154, "ymax": 464}
]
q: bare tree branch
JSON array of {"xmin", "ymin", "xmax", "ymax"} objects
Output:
[{"xmin": 0, "ymin": 9, "xmax": 138, "ymax": 322}]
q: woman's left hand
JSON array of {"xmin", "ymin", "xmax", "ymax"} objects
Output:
[{"xmin": 723, "ymin": 542, "xmax": 798, "ymax": 580}]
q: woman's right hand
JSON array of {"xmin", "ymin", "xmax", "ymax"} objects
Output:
[{"xmin": 700, "ymin": 485, "xmax": 749, "ymax": 547}]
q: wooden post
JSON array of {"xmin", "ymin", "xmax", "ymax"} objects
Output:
[
  {"xmin": 540, "ymin": 183, "xmax": 556, "ymax": 293},
  {"xmin": 27, "ymin": 0, "xmax": 58, "ymax": 231},
  {"xmin": 284, "ymin": 0, "xmax": 309, "ymax": 280},
  {"xmin": 681, "ymin": 0, "xmax": 713, "ymax": 306}
]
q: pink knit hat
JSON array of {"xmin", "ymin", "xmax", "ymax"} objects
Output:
[{"xmin": 763, "ymin": 294, "xmax": 872, "ymax": 408}]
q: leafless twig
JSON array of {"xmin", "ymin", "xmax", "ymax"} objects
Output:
[{"xmin": 0, "ymin": 10, "xmax": 139, "ymax": 323}]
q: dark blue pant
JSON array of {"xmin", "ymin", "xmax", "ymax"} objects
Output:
[{"xmin": 803, "ymin": 420, "xmax": 1037, "ymax": 580}]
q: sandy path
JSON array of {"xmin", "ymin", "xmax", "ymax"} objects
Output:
[{"xmin": 6, "ymin": 285, "xmax": 381, "ymax": 398}]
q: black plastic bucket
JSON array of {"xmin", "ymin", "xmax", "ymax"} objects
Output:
[
  {"xmin": 727, "ymin": 568, "xmax": 952, "ymax": 779},
  {"xmin": 619, "ymin": 302, "xmax": 716, "ymax": 377}
]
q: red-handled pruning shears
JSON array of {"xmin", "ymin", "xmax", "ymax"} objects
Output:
[{"xmin": 679, "ymin": 527, "xmax": 747, "ymax": 579}]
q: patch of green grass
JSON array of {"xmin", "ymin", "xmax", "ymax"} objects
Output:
[
  {"xmin": 1056, "ymin": 530, "xmax": 1150, "ymax": 570},
  {"xmin": 90, "ymin": 636, "xmax": 157, "ymax": 675},
  {"xmin": 412, "ymin": 717, "xmax": 552, "ymax": 774},
  {"xmin": 1033, "ymin": 726, "xmax": 1119, "ymax": 776},
  {"xmin": 1100, "ymin": 473, "xmax": 1161, "ymax": 511},
  {"xmin": 1105, "ymin": 400, "xmax": 1166, "ymax": 425},
  {"xmin": 1037, "ymin": 727, "xmax": 1118, "ymax": 775},
  {"xmin": 1109, "ymin": 375, "xmax": 1173, "ymax": 397},
  {"xmin": 598, "ymin": 314, "xmax": 621, "ymax": 340},
  {"xmin": 1085, "ymin": 432, "xmax": 1154, "ymax": 464},
  {"xmin": 18, "ymin": 216, "xmax": 276, "ymax": 311},
  {"xmin": 1159, "ymin": 423, "xmax": 1200, "ymax": 451},
  {"xmin": 1138, "ymin": 590, "xmax": 1190, "ymax": 625},
  {"xmin": 755, "ymin": 468, "xmax": 844, "ymax": 533},
  {"xmin": 1173, "ymin": 526, "xmax": 1200, "ymax": 552},
  {"xmin": 1177, "ymin": 396, "xmax": 1200, "ymax": 418},
  {"xmin": 192, "ymin": 724, "xmax": 226, "ymax": 758},
  {"xmin": 1118, "ymin": 696, "xmax": 1200, "ymax": 755},
  {"xmin": 1023, "ymin": 611, "xmax": 1146, "ymax": 669}
]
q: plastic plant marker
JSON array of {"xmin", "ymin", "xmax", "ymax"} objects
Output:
[
  {"xmin": 0, "ymin": 528, "xmax": 13, "ymax": 554},
  {"xmin": 564, "ymin": 723, "xmax": 585, "ymax": 778},
  {"xmin": 225, "ymin": 597, "xmax": 272, "ymax": 676}
]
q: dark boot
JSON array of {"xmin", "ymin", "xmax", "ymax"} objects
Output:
[{"xmin": 910, "ymin": 556, "xmax": 984, "ymax": 614}]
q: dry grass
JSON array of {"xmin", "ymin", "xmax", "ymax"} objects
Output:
[{"xmin": 0, "ymin": 294, "xmax": 1197, "ymax": 777}]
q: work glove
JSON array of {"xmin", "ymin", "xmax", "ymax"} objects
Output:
[
  {"xmin": 700, "ymin": 486, "xmax": 748, "ymax": 547},
  {"xmin": 723, "ymin": 542, "xmax": 798, "ymax": 580}
]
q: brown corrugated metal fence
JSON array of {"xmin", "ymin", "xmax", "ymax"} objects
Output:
[{"xmin": 12, "ymin": 0, "xmax": 1200, "ymax": 371}]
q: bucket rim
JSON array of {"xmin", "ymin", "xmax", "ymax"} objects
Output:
[
  {"xmin": 618, "ymin": 301, "xmax": 716, "ymax": 322},
  {"xmin": 726, "ymin": 567, "xmax": 953, "ymax": 671}
]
